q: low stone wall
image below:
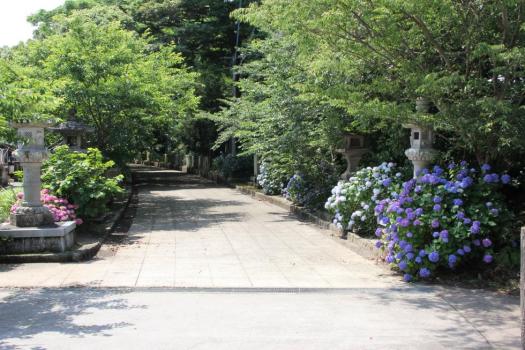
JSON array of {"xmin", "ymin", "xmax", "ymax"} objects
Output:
[{"xmin": 235, "ymin": 185, "xmax": 382, "ymax": 261}]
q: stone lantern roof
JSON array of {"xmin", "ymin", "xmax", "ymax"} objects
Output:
[{"xmin": 48, "ymin": 119, "xmax": 94, "ymax": 135}]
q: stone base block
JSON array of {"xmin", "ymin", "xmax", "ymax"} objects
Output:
[
  {"xmin": 0, "ymin": 221, "xmax": 76, "ymax": 254},
  {"xmin": 10, "ymin": 206, "xmax": 54, "ymax": 227}
]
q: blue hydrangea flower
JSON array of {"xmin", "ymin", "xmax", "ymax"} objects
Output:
[
  {"xmin": 406, "ymin": 231, "xmax": 413, "ymax": 238},
  {"xmin": 395, "ymin": 252, "xmax": 404, "ymax": 260},
  {"xmin": 406, "ymin": 252, "xmax": 414, "ymax": 260},
  {"xmin": 482, "ymin": 238, "xmax": 492, "ymax": 247},
  {"xmin": 433, "ymin": 196, "xmax": 442, "ymax": 203},
  {"xmin": 481, "ymin": 164, "xmax": 491, "ymax": 172},
  {"xmin": 457, "ymin": 211, "xmax": 465, "ymax": 220},
  {"xmin": 415, "ymin": 208, "xmax": 423, "ymax": 216},
  {"xmin": 418, "ymin": 249, "xmax": 427, "ymax": 257},
  {"xmin": 457, "ymin": 248, "xmax": 465, "ymax": 256},
  {"xmin": 463, "ymin": 245, "xmax": 471, "ymax": 253},
  {"xmin": 386, "ymin": 255, "xmax": 395, "ymax": 263},
  {"xmin": 501, "ymin": 174, "xmax": 511, "ymax": 184},
  {"xmin": 448, "ymin": 254, "xmax": 457, "ymax": 266},
  {"xmin": 398, "ymin": 261, "xmax": 408, "ymax": 271},
  {"xmin": 431, "ymin": 219, "xmax": 440, "ymax": 228},
  {"xmin": 453, "ymin": 198, "xmax": 463, "ymax": 206},
  {"xmin": 473, "ymin": 239, "xmax": 481, "ymax": 246},
  {"xmin": 419, "ymin": 267, "xmax": 431, "ymax": 278},
  {"xmin": 403, "ymin": 273, "xmax": 412, "ymax": 282},
  {"xmin": 375, "ymin": 241, "xmax": 383, "ymax": 248},
  {"xmin": 432, "ymin": 231, "xmax": 440, "ymax": 238},
  {"xmin": 483, "ymin": 254, "xmax": 493, "ymax": 263},
  {"xmin": 433, "ymin": 204, "xmax": 442, "ymax": 212},
  {"xmin": 428, "ymin": 251, "xmax": 439, "ymax": 263},
  {"xmin": 415, "ymin": 256, "xmax": 422, "ymax": 264}
]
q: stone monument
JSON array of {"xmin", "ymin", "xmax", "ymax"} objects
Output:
[
  {"xmin": 403, "ymin": 98, "xmax": 438, "ymax": 178},
  {"xmin": 336, "ymin": 133, "xmax": 368, "ymax": 180},
  {"xmin": 0, "ymin": 121, "xmax": 76, "ymax": 254}
]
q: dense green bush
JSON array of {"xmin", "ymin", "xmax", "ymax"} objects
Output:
[
  {"xmin": 212, "ymin": 154, "xmax": 253, "ymax": 179},
  {"xmin": 0, "ymin": 187, "xmax": 18, "ymax": 222},
  {"xmin": 42, "ymin": 146, "xmax": 123, "ymax": 219}
]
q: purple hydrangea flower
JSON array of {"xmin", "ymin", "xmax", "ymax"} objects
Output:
[
  {"xmin": 448, "ymin": 254, "xmax": 457, "ymax": 266},
  {"xmin": 473, "ymin": 239, "xmax": 481, "ymax": 246},
  {"xmin": 433, "ymin": 196, "xmax": 442, "ymax": 204},
  {"xmin": 431, "ymin": 219, "xmax": 440, "ymax": 228},
  {"xmin": 432, "ymin": 231, "xmax": 440, "ymax": 238},
  {"xmin": 386, "ymin": 255, "xmax": 395, "ymax": 263},
  {"xmin": 481, "ymin": 164, "xmax": 491, "ymax": 172},
  {"xmin": 415, "ymin": 186, "xmax": 422, "ymax": 193},
  {"xmin": 463, "ymin": 245, "xmax": 471, "ymax": 253},
  {"xmin": 375, "ymin": 228, "xmax": 383, "ymax": 237},
  {"xmin": 398, "ymin": 261, "xmax": 408, "ymax": 271},
  {"xmin": 463, "ymin": 218, "xmax": 472, "ymax": 225},
  {"xmin": 457, "ymin": 248, "xmax": 465, "ymax": 256},
  {"xmin": 375, "ymin": 240, "xmax": 383, "ymax": 248},
  {"xmin": 399, "ymin": 240, "xmax": 407, "ymax": 249},
  {"xmin": 404, "ymin": 244, "xmax": 413, "ymax": 253},
  {"xmin": 460, "ymin": 160, "xmax": 468, "ymax": 167},
  {"xmin": 482, "ymin": 238, "xmax": 492, "ymax": 247},
  {"xmin": 483, "ymin": 254, "xmax": 493, "ymax": 263},
  {"xmin": 460, "ymin": 177, "xmax": 473, "ymax": 188},
  {"xmin": 415, "ymin": 256, "xmax": 422, "ymax": 264},
  {"xmin": 428, "ymin": 251, "xmax": 439, "ymax": 263},
  {"xmin": 453, "ymin": 198, "xmax": 463, "ymax": 206},
  {"xmin": 406, "ymin": 252, "xmax": 414, "ymax": 260},
  {"xmin": 403, "ymin": 273, "xmax": 412, "ymax": 282},
  {"xmin": 419, "ymin": 267, "xmax": 431, "ymax": 278},
  {"xmin": 501, "ymin": 174, "xmax": 511, "ymax": 184},
  {"xmin": 406, "ymin": 231, "xmax": 413, "ymax": 238},
  {"xmin": 415, "ymin": 208, "xmax": 423, "ymax": 216},
  {"xmin": 457, "ymin": 211, "xmax": 465, "ymax": 220},
  {"xmin": 382, "ymin": 178, "xmax": 392, "ymax": 187},
  {"xmin": 490, "ymin": 208, "xmax": 499, "ymax": 216},
  {"xmin": 395, "ymin": 252, "xmax": 404, "ymax": 260},
  {"xmin": 433, "ymin": 204, "xmax": 442, "ymax": 212},
  {"xmin": 413, "ymin": 219, "xmax": 422, "ymax": 226},
  {"xmin": 418, "ymin": 249, "xmax": 427, "ymax": 257}
]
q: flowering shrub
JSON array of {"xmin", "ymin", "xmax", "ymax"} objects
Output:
[
  {"xmin": 325, "ymin": 162, "xmax": 402, "ymax": 234},
  {"xmin": 11, "ymin": 189, "xmax": 83, "ymax": 225},
  {"xmin": 256, "ymin": 162, "xmax": 287, "ymax": 195},
  {"xmin": 42, "ymin": 146, "xmax": 123, "ymax": 219},
  {"xmin": 375, "ymin": 162, "xmax": 513, "ymax": 281}
]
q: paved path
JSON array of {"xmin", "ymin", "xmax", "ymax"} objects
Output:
[
  {"xmin": 0, "ymin": 175, "xmax": 398, "ymax": 288},
  {"xmin": 0, "ymin": 172, "xmax": 520, "ymax": 349}
]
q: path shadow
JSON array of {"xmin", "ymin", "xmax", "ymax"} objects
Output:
[{"xmin": 0, "ymin": 288, "xmax": 143, "ymax": 348}]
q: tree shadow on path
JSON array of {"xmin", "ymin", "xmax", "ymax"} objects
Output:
[{"xmin": 0, "ymin": 288, "xmax": 143, "ymax": 349}]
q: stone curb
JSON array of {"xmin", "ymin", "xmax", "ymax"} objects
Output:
[
  {"xmin": 0, "ymin": 187, "xmax": 134, "ymax": 263},
  {"xmin": 235, "ymin": 185, "xmax": 383, "ymax": 261}
]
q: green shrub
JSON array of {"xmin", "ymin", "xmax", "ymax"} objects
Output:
[
  {"xmin": 212, "ymin": 154, "xmax": 253, "ymax": 179},
  {"xmin": 42, "ymin": 146, "xmax": 124, "ymax": 219},
  {"xmin": 0, "ymin": 187, "xmax": 18, "ymax": 222}
]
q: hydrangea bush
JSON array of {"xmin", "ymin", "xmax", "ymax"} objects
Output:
[
  {"xmin": 374, "ymin": 162, "xmax": 513, "ymax": 281},
  {"xmin": 256, "ymin": 162, "xmax": 287, "ymax": 195},
  {"xmin": 11, "ymin": 189, "xmax": 83, "ymax": 225},
  {"xmin": 325, "ymin": 162, "xmax": 402, "ymax": 234}
]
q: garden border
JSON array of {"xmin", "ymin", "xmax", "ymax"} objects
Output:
[
  {"xmin": 0, "ymin": 186, "xmax": 134, "ymax": 263},
  {"xmin": 235, "ymin": 185, "xmax": 383, "ymax": 261}
]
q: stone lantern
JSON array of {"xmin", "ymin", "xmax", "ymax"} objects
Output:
[
  {"xmin": 404, "ymin": 97, "xmax": 438, "ymax": 178},
  {"xmin": 48, "ymin": 109, "xmax": 94, "ymax": 152},
  {"xmin": 0, "ymin": 121, "xmax": 76, "ymax": 254},
  {"xmin": 9, "ymin": 121, "xmax": 54, "ymax": 227},
  {"xmin": 336, "ymin": 133, "xmax": 368, "ymax": 180}
]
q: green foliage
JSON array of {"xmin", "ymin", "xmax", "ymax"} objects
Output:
[
  {"xmin": 212, "ymin": 153, "xmax": 253, "ymax": 179},
  {"xmin": 5, "ymin": 13, "xmax": 199, "ymax": 164},
  {"xmin": 0, "ymin": 187, "xmax": 18, "ymax": 223},
  {"xmin": 42, "ymin": 145, "xmax": 124, "ymax": 219},
  {"xmin": 233, "ymin": 0, "xmax": 525, "ymax": 166}
]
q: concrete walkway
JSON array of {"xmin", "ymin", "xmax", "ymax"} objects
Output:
[{"xmin": 0, "ymin": 172, "xmax": 520, "ymax": 349}]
